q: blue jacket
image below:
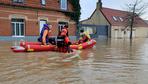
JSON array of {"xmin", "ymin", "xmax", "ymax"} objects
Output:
[{"xmin": 38, "ymin": 24, "xmax": 49, "ymax": 43}]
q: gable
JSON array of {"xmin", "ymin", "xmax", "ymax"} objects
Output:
[
  {"xmin": 81, "ymin": 9, "xmax": 110, "ymax": 26},
  {"xmin": 101, "ymin": 7, "xmax": 148, "ymax": 27}
]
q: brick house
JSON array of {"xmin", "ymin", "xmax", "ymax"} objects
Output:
[
  {"xmin": 0, "ymin": 0, "xmax": 77, "ymax": 40},
  {"xmin": 80, "ymin": 0, "xmax": 148, "ymax": 38}
]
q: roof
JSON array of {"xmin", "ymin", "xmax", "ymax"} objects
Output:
[
  {"xmin": 101, "ymin": 7, "xmax": 148, "ymax": 27},
  {"xmin": 144, "ymin": 20, "xmax": 148, "ymax": 24}
]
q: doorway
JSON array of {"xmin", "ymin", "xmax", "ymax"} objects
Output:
[{"xmin": 39, "ymin": 20, "xmax": 47, "ymax": 34}]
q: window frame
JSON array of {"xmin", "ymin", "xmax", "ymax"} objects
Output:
[
  {"xmin": 112, "ymin": 16, "xmax": 118, "ymax": 21},
  {"xmin": 40, "ymin": 0, "xmax": 46, "ymax": 6},
  {"xmin": 58, "ymin": 21, "xmax": 68, "ymax": 35},
  {"xmin": 60, "ymin": 0, "xmax": 68, "ymax": 10},
  {"xmin": 119, "ymin": 17, "xmax": 124, "ymax": 22},
  {"xmin": 11, "ymin": 18, "xmax": 25, "ymax": 37},
  {"xmin": 12, "ymin": 0, "xmax": 24, "ymax": 4}
]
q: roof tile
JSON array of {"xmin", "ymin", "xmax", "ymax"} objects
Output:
[{"xmin": 101, "ymin": 7, "xmax": 148, "ymax": 27}]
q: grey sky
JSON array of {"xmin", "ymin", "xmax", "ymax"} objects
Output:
[{"xmin": 80, "ymin": 0, "xmax": 148, "ymax": 20}]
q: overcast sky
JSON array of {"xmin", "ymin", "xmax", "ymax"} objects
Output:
[{"xmin": 80, "ymin": 0, "xmax": 148, "ymax": 21}]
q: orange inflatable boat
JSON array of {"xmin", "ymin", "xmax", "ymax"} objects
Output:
[{"xmin": 11, "ymin": 39, "xmax": 96, "ymax": 52}]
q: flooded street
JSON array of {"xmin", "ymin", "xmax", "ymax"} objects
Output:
[{"xmin": 0, "ymin": 38, "xmax": 148, "ymax": 84}]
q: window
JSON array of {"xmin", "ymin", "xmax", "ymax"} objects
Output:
[
  {"xmin": 81, "ymin": 26, "xmax": 96, "ymax": 34},
  {"xmin": 60, "ymin": 0, "xmax": 67, "ymax": 10},
  {"xmin": 41, "ymin": 0, "xmax": 46, "ymax": 5},
  {"xmin": 127, "ymin": 29, "xmax": 130, "ymax": 31},
  {"xmin": 114, "ymin": 29, "xmax": 119, "ymax": 31},
  {"xmin": 119, "ymin": 17, "xmax": 124, "ymax": 22},
  {"xmin": 11, "ymin": 19, "xmax": 25, "ymax": 37},
  {"xmin": 86, "ymin": 27, "xmax": 93, "ymax": 34},
  {"xmin": 12, "ymin": 0, "xmax": 24, "ymax": 3},
  {"xmin": 58, "ymin": 22, "xmax": 68, "ymax": 35},
  {"xmin": 112, "ymin": 16, "xmax": 118, "ymax": 21},
  {"xmin": 121, "ymin": 29, "xmax": 125, "ymax": 31}
]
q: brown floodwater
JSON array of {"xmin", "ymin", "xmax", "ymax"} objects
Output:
[{"xmin": 0, "ymin": 38, "xmax": 148, "ymax": 84}]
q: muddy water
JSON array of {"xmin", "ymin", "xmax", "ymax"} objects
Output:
[{"xmin": 0, "ymin": 38, "xmax": 148, "ymax": 84}]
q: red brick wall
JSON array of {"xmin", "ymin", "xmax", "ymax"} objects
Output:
[
  {"xmin": 25, "ymin": 20, "xmax": 39, "ymax": 36},
  {"xmin": 0, "ymin": 18, "xmax": 11, "ymax": 36},
  {"xmin": 0, "ymin": 0, "xmax": 73, "ymax": 12},
  {"xmin": 0, "ymin": 0, "xmax": 11, "ymax": 4},
  {"xmin": 0, "ymin": 7, "xmax": 11, "ymax": 36},
  {"xmin": 69, "ymin": 24, "xmax": 77, "ymax": 36},
  {"xmin": 0, "ymin": 7, "xmax": 76, "ymax": 36},
  {"xmin": 50, "ymin": 22, "xmax": 58, "ymax": 36}
]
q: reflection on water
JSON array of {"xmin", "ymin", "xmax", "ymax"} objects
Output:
[{"xmin": 0, "ymin": 38, "xmax": 148, "ymax": 84}]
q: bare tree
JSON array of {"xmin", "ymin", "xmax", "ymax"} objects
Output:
[{"xmin": 124, "ymin": 0, "xmax": 148, "ymax": 39}]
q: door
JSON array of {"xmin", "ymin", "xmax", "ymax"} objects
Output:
[
  {"xmin": 97, "ymin": 25, "xmax": 108, "ymax": 37},
  {"xmin": 39, "ymin": 20, "xmax": 47, "ymax": 33}
]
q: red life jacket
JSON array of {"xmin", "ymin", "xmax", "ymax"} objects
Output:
[
  {"xmin": 57, "ymin": 28, "xmax": 72, "ymax": 52},
  {"xmin": 60, "ymin": 29, "xmax": 70, "ymax": 44},
  {"xmin": 65, "ymin": 36, "xmax": 70, "ymax": 44}
]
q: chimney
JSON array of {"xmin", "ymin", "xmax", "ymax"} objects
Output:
[{"xmin": 96, "ymin": 0, "xmax": 102, "ymax": 9}]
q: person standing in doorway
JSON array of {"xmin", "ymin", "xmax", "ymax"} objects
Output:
[{"xmin": 38, "ymin": 23, "xmax": 52, "ymax": 45}]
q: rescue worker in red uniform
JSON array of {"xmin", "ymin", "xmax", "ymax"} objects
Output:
[
  {"xmin": 57, "ymin": 25, "xmax": 73, "ymax": 53},
  {"xmin": 58, "ymin": 25, "xmax": 69, "ymax": 36}
]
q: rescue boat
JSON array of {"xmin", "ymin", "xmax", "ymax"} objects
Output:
[{"xmin": 11, "ymin": 39, "xmax": 96, "ymax": 52}]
